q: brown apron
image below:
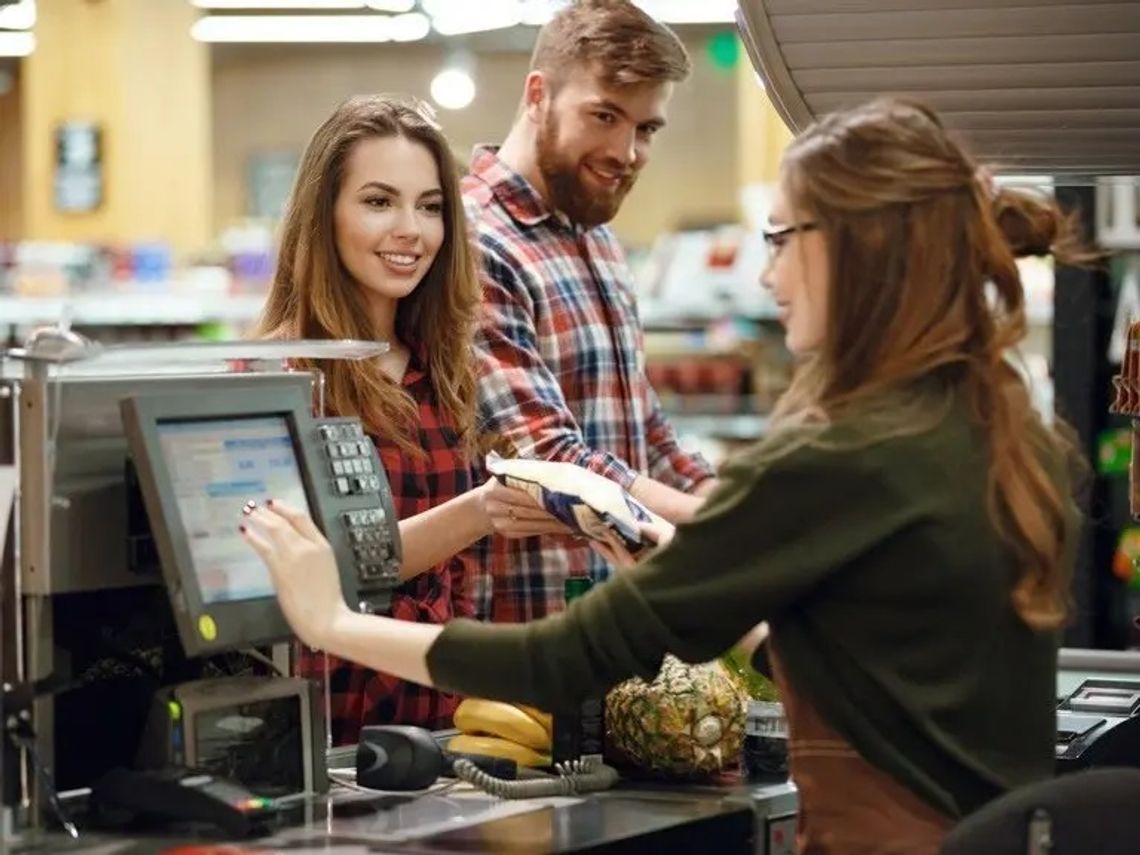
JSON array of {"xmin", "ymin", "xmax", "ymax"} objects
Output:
[{"xmin": 769, "ymin": 646, "xmax": 954, "ymax": 854}]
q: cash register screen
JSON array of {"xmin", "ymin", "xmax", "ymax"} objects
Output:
[{"xmin": 157, "ymin": 416, "xmax": 311, "ymax": 604}]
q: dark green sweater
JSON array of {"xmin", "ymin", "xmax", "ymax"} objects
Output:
[{"xmin": 427, "ymin": 392, "xmax": 1080, "ymax": 818}]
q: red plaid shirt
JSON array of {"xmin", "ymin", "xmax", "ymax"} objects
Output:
[
  {"xmin": 463, "ymin": 147, "xmax": 716, "ymax": 623},
  {"xmin": 297, "ymin": 350, "xmax": 475, "ymax": 745}
]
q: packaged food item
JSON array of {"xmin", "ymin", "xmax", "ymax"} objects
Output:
[
  {"xmin": 486, "ymin": 452, "xmax": 666, "ymax": 553},
  {"xmin": 742, "ymin": 700, "xmax": 789, "ymax": 783}
]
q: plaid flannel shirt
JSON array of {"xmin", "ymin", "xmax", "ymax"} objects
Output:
[
  {"xmin": 296, "ymin": 350, "xmax": 475, "ymax": 745},
  {"xmin": 463, "ymin": 146, "xmax": 716, "ymax": 623}
]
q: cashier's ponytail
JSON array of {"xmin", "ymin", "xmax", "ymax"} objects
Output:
[{"xmin": 775, "ymin": 97, "xmax": 1095, "ymax": 633}]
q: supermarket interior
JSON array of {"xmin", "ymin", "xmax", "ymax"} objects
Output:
[{"xmin": 3, "ymin": 1, "xmax": 1140, "ymax": 853}]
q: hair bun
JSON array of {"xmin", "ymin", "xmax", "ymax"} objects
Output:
[{"xmin": 992, "ymin": 189, "xmax": 1060, "ymax": 258}]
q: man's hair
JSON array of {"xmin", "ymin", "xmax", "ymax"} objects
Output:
[{"xmin": 530, "ymin": 0, "xmax": 691, "ymax": 88}]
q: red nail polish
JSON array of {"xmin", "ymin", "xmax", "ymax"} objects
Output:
[
  {"xmin": 266, "ymin": 499, "xmax": 275, "ymax": 507},
  {"xmin": 239, "ymin": 524, "xmax": 247, "ymax": 533}
]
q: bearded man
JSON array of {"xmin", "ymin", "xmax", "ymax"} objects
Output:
[{"xmin": 462, "ymin": 0, "xmax": 718, "ymax": 623}]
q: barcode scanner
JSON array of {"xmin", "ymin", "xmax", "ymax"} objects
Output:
[{"xmin": 355, "ymin": 725, "xmax": 517, "ymax": 790}]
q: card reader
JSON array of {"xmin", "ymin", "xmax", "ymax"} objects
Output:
[
  {"xmin": 90, "ymin": 766, "xmax": 278, "ymax": 838},
  {"xmin": 1056, "ymin": 679, "xmax": 1140, "ymax": 772}
]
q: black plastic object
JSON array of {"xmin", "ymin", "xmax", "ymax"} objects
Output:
[
  {"xmin": 356, "ymin": 725, "xmax": 518, "ymax": 791},
  {"xmin": 553, "ymin": 576, "xmax": 604, "ymax": 763},
  {"xmin": 89, "ymin": 766, "xmax": 276, "ymax": 838},
  {"xmin": 356, "ymin": 725, "xmax": 442, "ymax": 791}
]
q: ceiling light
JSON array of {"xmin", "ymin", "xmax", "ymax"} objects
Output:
[
  {"xmin": 192, "ymin": 0, "xmax": 365, "ymax": 8},
  {"xmin": 430, "ymin": 67, "xmax": 476, "ymax": 111},
  {"xmin": 364, "ymin": 0, "xmax": 416, "ymax": 11},
  {"xmin": 0, "ymin": 0, "xmax": 35, "ymax": 30},
  {"xmin": 519, "ymin": 0, "xmax": 559, "ymax": 26},
  {"xmin": 425, "ymin": 0, "xmax": 521, "ymax": 35},
  {"xmin": 191, "ymin": 14, "xmax": 410, "ymax": 42},
  {"xmin": 634, "ymin": 0, "xmax": 736, "ymax": 24},
  {"xmin": 0, "ymin": 31, "xmax": 34, "ymax": 57},
  {"xmin": 388, "ymin": 11, "xmax": 430, "ymax": 41}
]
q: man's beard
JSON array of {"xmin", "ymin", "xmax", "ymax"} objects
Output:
[{"xmin": 535, "ymin": 112, "xmax": 637, "ymax": 229}]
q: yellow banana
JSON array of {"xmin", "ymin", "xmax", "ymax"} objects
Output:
[
  {"xmin": 454, "ymin": 698, "xmax": 552, "ymax": 751},
  {"xmin": 513, "ymin": 704, "xmax": 554, "ymax": 739},
  {"xmin": 446, "ymin": 733, "xmax": 551, "ymax": 768}
]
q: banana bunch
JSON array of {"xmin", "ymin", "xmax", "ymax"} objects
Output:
[{"xmin": 449, "ymin": 699, "xmax": 554, "ymax": 768}]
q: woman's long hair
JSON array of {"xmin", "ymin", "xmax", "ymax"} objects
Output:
[
  {"xmin": 255, "ymin": 95, "xmax": 479, "ymax": 457},
  {"xmin": 775, "ymin": 97, "xmax": 1092, "ymax": 631}
]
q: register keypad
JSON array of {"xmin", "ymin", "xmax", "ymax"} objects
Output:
[
  {"xmin": 319, "ymin": 423, "xmax": 383, "ymax": 496},
  {"xmin": 342, "ymin": 508, "xmax": 396, "ymax": 583},
  {"xmin": 314, "ymin": 416, "xmax": 401, "ymax": 612}
]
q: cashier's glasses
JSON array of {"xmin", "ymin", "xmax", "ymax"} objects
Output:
[{"xmin": 762, "ymin": 222, "xmax": 818, "ymax": 257}]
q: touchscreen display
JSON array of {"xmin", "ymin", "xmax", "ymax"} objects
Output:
[{"xmin": 157, "ymin": 416, "xmax": 310, "ymax": 604}]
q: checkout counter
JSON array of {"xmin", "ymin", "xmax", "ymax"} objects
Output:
[
  {"xmin": 5, "ymin": 333, "xmax": 1139, "ymax": 854},
  {"xmin": 0, "ymin": 335, "xmax": 787, "ymax": 854}
]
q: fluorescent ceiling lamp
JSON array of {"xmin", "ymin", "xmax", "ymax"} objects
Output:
[
  {"xmin": 0, "ymin": 31, "xmax": 34, "ymax": 57},
  {"xmin": 519, "ymin": 0, "xmax": 557, "ymax": 26},
  {"xmin": 192, "ymin": 0, "xmax": 365, "ymax": 8},
  {"xmin": 364, "ymin": 0, "xmax": 416, "ymax": 10},
  {"xmin": 389, "ymin": 11, "xmax": 431, "ymax": 41},
  {"xmin": 0, "ymin": 0, "xmax": 35, "ymax": 30},
  {"xmin": 634, "ymin": 0, "xmax": 736, "ymax": 24},
  {"xmin": 424, "ymin": 0, "xmax": 521, "ymax": 35},
  {"xmin": 191, "ymin": 12, "xmax": 429, "ymax": 42}
]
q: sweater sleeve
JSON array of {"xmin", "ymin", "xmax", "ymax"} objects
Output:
[{"xmin": 426, "ymin": 439, "xmax": 922, "ymax": 713}]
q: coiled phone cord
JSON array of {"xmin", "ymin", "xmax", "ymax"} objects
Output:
[{"xmin": 452, "ymin": 757, "xmax": 619, "ymax": 800}]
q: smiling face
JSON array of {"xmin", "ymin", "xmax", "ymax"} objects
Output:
[
  {"xmin": 532, "ymin": 64, "xmax": 670, "ymax": 228},
  {"xmin": 761, "ymin": 184, "xmax": 830, "ymax": 356},
  {"xmin": 333, "ymin": 134, "xmax": 445, "ymax": 314}
]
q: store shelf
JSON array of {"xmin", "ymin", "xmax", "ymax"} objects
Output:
[
  {"xmin": 0, "ymin": 293, "xmax": 267, "ymax": 326},
  {"xmin": 641, "ymin": 301, "xmax": 1053, "ymax": 329},
  {"xmin": 668, "ymin": 413, "xmax": 769, "ymax": 442},
  {"xmin": 640, "ymin": 303, "xmax": 779, "ymax": 329}
]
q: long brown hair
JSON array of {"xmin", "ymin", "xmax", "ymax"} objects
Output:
[
  {"xmin": 776, "ymin": 97, "xmax": 1091, "ymax": 631},
  {"xmin": 255, "ymin": 95, "xmax": 479, "ymax": 457}
]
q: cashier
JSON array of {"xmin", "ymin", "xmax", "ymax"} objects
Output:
[{"xmin": 241, "ymin": 98, "xmax": 1087, "ymax": 853}]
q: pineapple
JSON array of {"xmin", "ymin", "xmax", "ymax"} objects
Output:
[{"xmin": 605, "ymin": 654, "xmax": 747, "ymax": 779}]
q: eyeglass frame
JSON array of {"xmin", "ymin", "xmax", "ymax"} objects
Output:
[{"xmin": 762, "ymin": 222, "xmax": 819, "ymax": 253}]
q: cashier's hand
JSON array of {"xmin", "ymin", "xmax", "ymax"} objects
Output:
[
  {"xmin": 240, "ymin": 500, "xmax": 349, "ymax": 650},
  {"xmin": 591, "ymin": 520, "xmax": 675, "ymax": 570},
  {"xmin": 477, "ymin": 478, "xmax": 574, "ymax": 539}
]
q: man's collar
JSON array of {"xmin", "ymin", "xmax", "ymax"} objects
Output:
[{"xmin": 470, "ymin": 145, "xmax": 572, "ymax": 230}]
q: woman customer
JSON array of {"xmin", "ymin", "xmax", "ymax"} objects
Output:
[
  {"xmin": 254, "ymin": 94, "xmax": 566, "ymax": 744},
  {"xmin": 243, "ymin": 97, "xmax": 1086, "ymax": 852}
]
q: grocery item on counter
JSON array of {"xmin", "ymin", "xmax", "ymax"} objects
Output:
[
  {"xmin": 721, "ymin": 646, "xmax": 780, "ymax": 702},
  {"xmin": 449, "ymin": 698, "xmax": 554, "ymax": 769},
  {"xmin": 486, "ymin": 452, "xmax": 667, "ymax": 553},
  {"xmin": 454, "ymin": 698, "xmax": 551, "ymax": 752},
  {"xmin": 742, "ymin": 700, "xmax": 790, "ymax": 783},
  {"xmin": 605, "ymin": 654, "xmax": 747, "ymax": 780},
  {"xmin": 513, "ymin": 704, "xmax": 554, "ymax": 738},
  {"xmin": 552, "ymin": 576, "xmax": 605, "ymax": 764},
  {"xmin": 446, "ymin": 733, "xmax": 551, "ymax": 769}
]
